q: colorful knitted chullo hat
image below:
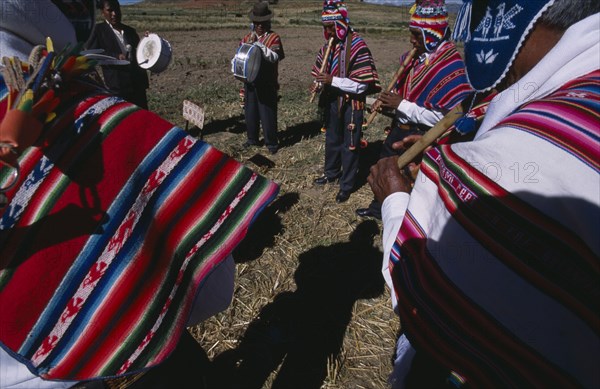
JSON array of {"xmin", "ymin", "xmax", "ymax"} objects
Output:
[
  {"xmin": 322, "ymin": 0, "xmax": 349, "ymax": 40},
  {"xmin": 409, "ymin": 0, "xmax": 449, "ymax": 52},
  {"xmin": 452, "ymin": 0, "xmax": 556, "ymax": 92}
]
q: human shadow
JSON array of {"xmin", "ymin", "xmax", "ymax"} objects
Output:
[
  {"xmin": 356, "ymin": 139, "xmax": 383, "ymax": 189},
  {"xmin": 210, "ymin": 220, "xmax": 386, "ymax": 389},
  {"xmin": 189, "ymin": 114, "xmax": 246, "ymax": 138},
  {"xmin": 233, "ymin": 192, "xmax": 300, "ymax": 264},
  {"xmin": 116, "ymin": 330, "xmax": 212, "ymax": 389},
  {"xmin": 278, "ymin": 119, "xmax": 324, "ymax": 148}
]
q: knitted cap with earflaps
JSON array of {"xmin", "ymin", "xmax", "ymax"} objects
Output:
[
  {"xmin": 409, "ymin": 0, "xmax": 449, "ymax": 52},
  {"xmin": 452, "ymin": 0, "xmax": 556, "ymax": 92},
  {"xmin": 322, "ymin": 0, "xmax": 350, "ymax": 41}
]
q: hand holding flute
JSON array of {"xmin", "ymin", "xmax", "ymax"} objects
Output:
[
  {"xmin": 309, "ymin": 37, "xmax": 334, "ymax": 103},
  {"xmin": 365, "ymin": 48, "xmax": 417, "ymax": 126},
  {"xmin": 367, "ymin": 105, "xmax": 463, "ymax": 203}
]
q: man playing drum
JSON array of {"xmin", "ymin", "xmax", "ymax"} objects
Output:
[
  {"xmin": 311, "ymin": 0, "xmax": 380, "ymax": 203},
  {"xmin": 88, "ymin": 0, "xmax": 150, "ymax": 109},
  {"xmin": 356, "ymin": 0, "xmax": 472, "ymax": 219},
  {"xmin": 239, "ymin": 1, "xmax": 285, "ymax": 155}
]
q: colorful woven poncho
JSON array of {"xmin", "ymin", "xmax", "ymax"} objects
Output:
[
  {"xmin": 0, "ymin": 72, "xmax": 278, "ymax": 380},
  {"xmin": 311, "ymin": 31, "xmax": 381, "ymax": 97},
  {"xmin": 389, "ymin": 70, "xmax": 600, "ymax": 387},
  {"xmin": 393, "ymin": 41, "xmax": 471, "ymax": 112}
]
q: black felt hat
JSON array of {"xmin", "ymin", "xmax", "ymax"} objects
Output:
[{"xmin": 249, "ymin": 2, "xmax": 273, "ymax": 22}]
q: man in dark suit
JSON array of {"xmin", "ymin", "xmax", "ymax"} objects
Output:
[{"xmin": 88, "ymin": 0, "xmax": 149, "ymax": 108}]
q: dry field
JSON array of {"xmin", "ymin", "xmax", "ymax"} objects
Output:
[{"xmin": 117, "ymin": 1, "xmax": 420, "ymax": 388}]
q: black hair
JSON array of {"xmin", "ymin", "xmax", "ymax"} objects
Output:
[
  {"xmin": 96, "ymin": 0, "xmax": 120, "ymax": 10},
  {"xmin": 539, "ymin": 0, "xmax": 600, "ymax": 30}
]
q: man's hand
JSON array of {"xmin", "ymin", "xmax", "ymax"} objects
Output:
[
  {"xmin": 391, "ymin": 134, "xmax": 423, "ymax": 153},
  {"xmin": 369, "ymin": 99, "xmax": 382, "ymax": 114},
  {"xmin": 368, "ymin": 156, "xmax": 413, "ymax": 203},
  {"xmin": 390, "ymin": 134, "xmax": 436, "ymax": 179},
  {"xmin": 378, "ymin": 91, "xmax": 402, "ymax": 110},
  {"xmin": 309, "ymin": 80, "xmax": 321, "ymax": 94},
  {"xmin": 314, "ymin": 72, "xmax": 333, "ymax": 85}
]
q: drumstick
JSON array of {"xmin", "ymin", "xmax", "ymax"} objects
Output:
[
  {"xmin": 365, "ymin": 48, "xmax": 416, "ymax": 127},
  {"xmin": 309, "ymin": 37, "xmax": 335, "ymax": 103},
  {"xmin": 396, "ymin": 104, "xmax": 463, "ymax": 169}
]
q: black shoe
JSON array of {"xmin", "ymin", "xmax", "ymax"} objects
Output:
[
  {"xmin": 355, "ymin": 208, "xmax": 373, "ymax": 218},
  {"xmin": 314, "ymin": 175, "xmax": 338, "ymax": 185},
  {"xmin": 243, "ymin": 140, "xmax": 258, "ymax": 148},
  {"xmin": 336, "ymin": 190, "xmax": 350, "ymax": 203},
  {"xmin": 355, "ymin": 207, "xmax": 382, "ymax": 219},
  {"xmin": 268, "ymin": 147, "xmax": 278, "ymax": 155}
]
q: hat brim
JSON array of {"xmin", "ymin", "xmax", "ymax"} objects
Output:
[{"xmin": 249, "ymin": 11, "xmax": 273, "ymax": 22}]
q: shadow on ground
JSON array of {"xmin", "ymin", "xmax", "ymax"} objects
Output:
[
  {"xmin": 209, "ymin": 220, "xmax": 385, "ymax": 389},
  {"xmin": 98, "ymin": 221, "xmax": 385, "ymax": 389},
  {"xmin": 233, "ymin": 192, "xmax": 300, "ymax": 264},
  {"xmin": 189, "ymin": 113, "xmax": 246, "ymax": 138},
  {"xmin": 278, "ymin": 119, "xmax": 324, "ymax": 149},
  {"xmin": 356, "ymin": 139, "xmax": 383, "ymax": 189}
]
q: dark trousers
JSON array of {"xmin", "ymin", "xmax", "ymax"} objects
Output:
[
  {"xmin": 324, "ymin": 101, "xmax": 363, "ymax": 192},
  {"xmin": 367, "ymin": 124, "xmax": 426, "ymax": 217},
  {"xmin": 245, "ymin": 83, "xmax": 278, "ymax": 150}
]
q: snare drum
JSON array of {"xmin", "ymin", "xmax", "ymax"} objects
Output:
[
  {"xmin": 232, "ymin": 43, "xmax": 261, "ymax": 83},
  {"xmin": 136, "ymin": 33, "xmax": 172, "ymax": 73}
]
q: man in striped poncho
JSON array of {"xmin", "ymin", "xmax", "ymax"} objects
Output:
[
  {"xmin": 356, "ymin": 0, "xmax": 472, "ymax": 220},
  {"xmin": 0, "ymin": 1, "xmax": 278, "ymax": 387},
  {"xmin": 311, "ymin": 0, "xmax": 381, "ymax": 204},
  {"xmin": 368, "ymin": 0, "xmax": 599, "ymax": 387}
]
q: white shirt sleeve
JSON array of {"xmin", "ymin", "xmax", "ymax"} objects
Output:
[
  {"xmin": 381, "ymin": 191, "xmax": 411, "ymax": 312},
  {"xmin": 331, "ymin": 76, "xmax": 368, "ymax": 94},
  {"xmin": 396, "ymin": 99, "xmax": 444, "ymax": 127},
  {"xmin": 253, "ymin": 41, "xmax": 279, "ymax": 63},
  {"xmin": 0, "ymin": 347, "xmax": 77, "ymax": 388}
]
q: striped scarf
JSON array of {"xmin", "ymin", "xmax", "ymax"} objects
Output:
[
  {"xmin": 0, "ymin": 78, "xmax": 279, "ymax": 380},
  {"xmin": 389, "ymin": 70, "xmax": 600, "ymax": 387},
  {"xmin": 394, "ymin": 41, "xmax": 471, "ymax": 112}
]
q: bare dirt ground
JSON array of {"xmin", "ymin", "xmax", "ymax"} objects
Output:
[
  {"xmin": 135, "ymin": 18, "xmax": 414, "ymax": 389},
  {"xmin": 147, "ymin": 24, "xmax": 411, "ymax": 123}
]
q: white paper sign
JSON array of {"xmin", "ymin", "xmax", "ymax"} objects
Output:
[{"xmin": 182, "ymin": 100, "xmax": 205, "ymax": 129}]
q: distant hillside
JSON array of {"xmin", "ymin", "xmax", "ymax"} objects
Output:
[{"xmin": 138, "ymin": 0, "xmax": 462, "ymax": 12}]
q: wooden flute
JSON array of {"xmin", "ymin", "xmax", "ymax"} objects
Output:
[
  {"xmin": 309, "ymin": 37, "xmax": 335, "ymax": 103},
  {"xmin": 365, "ymin": 48, "xmax": 417, "ymax": 127}
]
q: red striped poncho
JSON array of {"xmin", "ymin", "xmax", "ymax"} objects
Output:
[
  {"xmin": 389, "ymin": 70, "xmax": 600, "ymax": 387},
  {"xmin": 311, "ymin": 31, "xmax": 381, "ymax": 99},
  {"xmin": 0, "ymin": 79, "xmax": 279, "ymax": 380},
  {"xmin": 393, "ymin": 40, "xmax": 471, "ymax": 112}
]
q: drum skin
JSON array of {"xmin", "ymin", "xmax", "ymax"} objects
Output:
[
  {"xmin": 136, "ymin": 33, "xmax": 172, "ymax": 73},
  {"xmin": 233, "ymin": 43, "xmax": 261, "ymax": 83}
]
